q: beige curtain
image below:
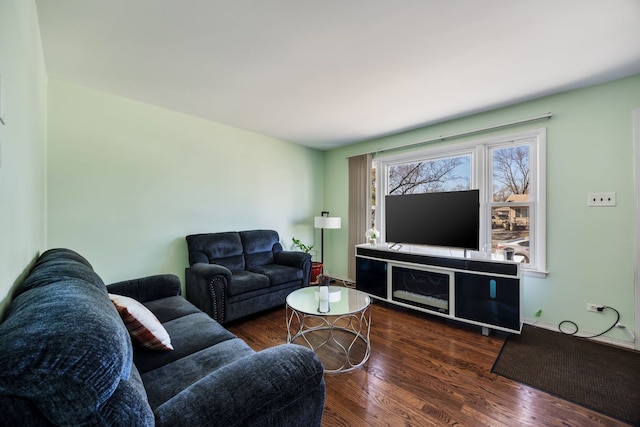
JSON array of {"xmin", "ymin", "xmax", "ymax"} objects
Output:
[{"xmin": 348, "ymin": 153, "xmax": 372, "ymax": 281}]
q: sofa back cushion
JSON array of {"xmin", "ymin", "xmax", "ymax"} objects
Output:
[
  {"xmin": 186, "ymin": 232, "xmax": 245, "ymax": 270},
  {"xmin": 240, "ymin": 230, "xmax": 280, "ymax": 269},
  {"xmin": 0, "ymin": 248, "xmax": 153, "ymax": 426}
]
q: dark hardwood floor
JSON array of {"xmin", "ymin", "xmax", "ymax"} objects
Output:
[{"xmin": 227, "ymin": 300, "xmax": 628, "ymax": 426}]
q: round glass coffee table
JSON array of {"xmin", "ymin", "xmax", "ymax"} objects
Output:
[{"xmin": 286, "ymin": 286, "xmax": 371, "ymax": 373}]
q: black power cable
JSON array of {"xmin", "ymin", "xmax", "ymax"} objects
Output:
[{"xmin": 558, "ymin": 306, "xmax": 620, "ymax": 339}]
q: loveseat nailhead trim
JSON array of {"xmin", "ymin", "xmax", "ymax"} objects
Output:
[{"xmin": 209, "ymin": 277, "xmax": 226, "ymax": 324}]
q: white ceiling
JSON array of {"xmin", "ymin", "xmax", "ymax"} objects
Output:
[{"xmin": 35, "ymin": 0, "xmax": 640, "ymax": 150}]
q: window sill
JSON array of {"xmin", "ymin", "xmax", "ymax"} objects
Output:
[{"xmin": 522, "ymin": 268, "xmax": 548, "ymax": 279}]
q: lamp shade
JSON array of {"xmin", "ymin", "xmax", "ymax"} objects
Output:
[{"xmin": 314, "ymin": 216, "xmax": 341, "ymax": 229}]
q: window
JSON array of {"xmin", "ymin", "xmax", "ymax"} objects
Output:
[{"xmin": 373, "ymin": 129, "xmax": 546, "ymax": 276}]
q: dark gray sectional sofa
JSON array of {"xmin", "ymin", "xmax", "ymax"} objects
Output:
[{"xmin": 0, "ymin": 248, "xmax": 325, "ymax": 426}]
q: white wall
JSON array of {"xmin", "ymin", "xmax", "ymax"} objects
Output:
[
  {"xmin": 47, "ymin": 80, "xmax": 324, "ymax": 285},
  {"xmin": 0, "ymin": 0, "xmax": 48, "ymax": 317}
]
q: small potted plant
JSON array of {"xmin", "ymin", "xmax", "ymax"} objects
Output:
[
  {"xmin": 365, "ymin": 228, "xmax": 380, "ymax": 245},
  {"xmin": 292, "ymin": 237, "xmax": 323, "ymax": 283}
]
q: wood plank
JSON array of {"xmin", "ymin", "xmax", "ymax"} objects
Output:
[{"xmin": 227, "ymin": 301, "xmax": 628, "ymax": 426}]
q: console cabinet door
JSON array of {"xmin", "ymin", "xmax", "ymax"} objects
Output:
[
  {"xmin": 454, "ymin": 272, "xmax": 520, "ymax": 331},
  {"xmin": 356, "ymin": 257, "xmax": 387, "ymax": 298}
]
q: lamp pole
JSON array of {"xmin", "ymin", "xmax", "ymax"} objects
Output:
[{"xmin": 319, "ymin": 211, "xmax": 329, "ymax": 264}]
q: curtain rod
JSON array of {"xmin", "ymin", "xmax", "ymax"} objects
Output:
[{"xmin": 346, "ymin": 112, "xmax": 553, "ymax": 158}]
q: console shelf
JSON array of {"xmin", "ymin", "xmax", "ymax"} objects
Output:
[{"xmin": 356, "ymin": 244, "xmax": 522, "ymax": 335}]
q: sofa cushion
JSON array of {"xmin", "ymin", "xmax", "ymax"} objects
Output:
[
  {"xmin": 94, "ymin": 364, "xmax": 154, "ymax": 426},
  {"xmin": 134, "ymin": 312, "xmax": 238, "ymax": 374},
  {"xmin": 249, "ymin": 264, "xmax": 304, "ymax": 285},
  {"xmin": 0, "ymin": 280, "xmax": 134, "ymax": 425},
  {"xmin": 110, "ymin": 294, "xmax": 174, "ymax": 351},
  {"xmin": 228, "ymin": 270, "xmax": 270, "ymax": 296},
  {"xmin": 142, "ymin": 339, "xmax": 254, "ymax": 409},
  {"xmin": 16, "ymin": 249, "xmax": 106, "ymax": 298},
  {"xmin": 143, "ymin": 295, "xmax": 202, "ymax": 323}
]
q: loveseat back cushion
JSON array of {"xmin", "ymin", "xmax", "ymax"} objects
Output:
[
  {"xmin": 186, "ymin": 232, "xmax": 245, "ymax": 270},
  {"xmin": 0, "ymin": 249, "xmax": 153, "ymax": 426},
  {"xmin": 240, "ymin": 230, "xmax": 280, "ymax": 268}
]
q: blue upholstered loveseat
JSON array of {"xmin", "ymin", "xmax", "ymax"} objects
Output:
[
  {"xmin": 0, "ymin": 248, "xmax": 325, "ymax": 426},
  {"xmin": 185, "ymin": 230, "xmax": 311, "ymax": 324}
]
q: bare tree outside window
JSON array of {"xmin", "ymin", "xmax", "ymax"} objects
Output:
[
  {"xmin": 491, "ymin": 145, "xmax": 531, "ymax": 263},
  {"xmin": 388, "ymin": 156, "xmax": 470, "ymax": 195},
  {"xmin": 492, "ymin": 146, "xmax": 529, "ymax": 201}
]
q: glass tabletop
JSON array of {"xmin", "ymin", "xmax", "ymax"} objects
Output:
[{"xmin": 286, "ymin": 286, "xmax": 370, "ymax": 315}]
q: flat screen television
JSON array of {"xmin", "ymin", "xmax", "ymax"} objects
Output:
[{"xmin": 385, "ymin": 189, "xmax": 480, "ymax": 250}]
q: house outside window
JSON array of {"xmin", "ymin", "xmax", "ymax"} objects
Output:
[{"xmin": 373, "ymin": 128, "xmax": 546, "ymax": 276}]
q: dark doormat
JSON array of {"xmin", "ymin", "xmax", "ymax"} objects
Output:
[{"xmin": 491, "ymin": 324, "xmax": 640, "ymax": 426}]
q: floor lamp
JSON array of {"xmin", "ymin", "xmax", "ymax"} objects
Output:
[{"xmin": 314, "ymin": 211, "xmax": 341, "ymax": 270}]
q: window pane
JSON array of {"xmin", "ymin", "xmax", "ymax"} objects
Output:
[
  {"xmin": 388, "ymin": 155, "xmax": 471, "ymax": 195},
  {"xmin": 491, "ymin": 206, "xmax": 530, "ymax": 264},
  {"xmin": 492, "ymin": 145, "xmax": 530, "ymax": 202}
]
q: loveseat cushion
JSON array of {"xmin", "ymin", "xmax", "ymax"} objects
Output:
[
  {"xmin": 227, "ymin": 269, "xmax": 271, "ymax": 296},
  {"xmin": 249, "ymin": 263, "xmax": 304, "ymax": 285}
]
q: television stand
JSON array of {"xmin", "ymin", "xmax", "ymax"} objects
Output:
[{"xmin": 355, "ymin": 244, "xmax": 522, "ymax": 334}]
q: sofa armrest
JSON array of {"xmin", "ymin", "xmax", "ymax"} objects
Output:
[
  {"xmin": 274, "ymin": 251, "xmax": 312, "ymax": 286},
  {"xmin": 184, "ymin": 263, "xmax": 231, "ymax": 323},
  {"xmin": 153, "ymin": 345, "xmax": 325, "ymax": 427},
  {"xmin": 107, "ymin": 274, "xmax": 181, "ymax": 302}
]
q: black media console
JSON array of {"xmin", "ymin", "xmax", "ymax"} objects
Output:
[{"xmin": 355, "ymin": 244, "xmax": 522, "ymax": 335}]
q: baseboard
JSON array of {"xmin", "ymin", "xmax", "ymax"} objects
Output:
[
  {"xmin": 327, "ymin": 274, "xmax": 355, "ymax": 288},
  {"xmin": 523, "ymin": 319, "xmax": 635, "ymax": 350}
]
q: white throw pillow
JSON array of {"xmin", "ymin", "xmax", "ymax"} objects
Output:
[{"xmin": 109, "ymin": 293, "xmax": 174, "ymax": 351}]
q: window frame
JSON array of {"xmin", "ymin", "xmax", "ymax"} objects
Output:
[{"xmin": 374, "ymin": 128, "xmax": 547, "ymax": 277}]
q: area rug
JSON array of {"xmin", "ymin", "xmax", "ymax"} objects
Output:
[{"xmin": 491, "ymin": 324, "xmax": 640, "ymax": 425}]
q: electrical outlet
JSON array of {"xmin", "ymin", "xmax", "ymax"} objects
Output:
[
  {"xmin": 587, "ymin": 192, "xmax": 616, "ymax": 207},
  {"xmin": 586, "ymin": 303, "xmax": 603, "ymax": 312}
]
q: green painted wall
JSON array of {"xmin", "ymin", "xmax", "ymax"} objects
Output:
[
  {"xmin": 47, "ymin": 80, "xmax": 324, "ymax": 285},
  {"xmin": 324, "ymin": 74, "xmax": 640, "ymax": 343},
  {"xmin": 3, "ymin": 0, "xmax": 638, "ymax": 346},
  {"xmin": 0, "ymin": 0, "xmax": 48, "ymax": 317}
]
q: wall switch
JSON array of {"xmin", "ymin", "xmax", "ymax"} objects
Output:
[{"xmin": 587, "ymin": 192, "xmax": 616, "ymax": 207}]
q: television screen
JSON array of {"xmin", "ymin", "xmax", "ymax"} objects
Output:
[{"xmin": 385, "ymin": 189, "xmax": 480, "ymax": 250}]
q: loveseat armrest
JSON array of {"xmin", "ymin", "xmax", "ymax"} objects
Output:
[
  {"xmin": 274, "ymin": 250, "xmax": 311, "ymax": 269},
  {"xmin": 154, "ymin": 344, "xmax": 325, "ymax": 427},
  {"xmin": 107, "ymin": 274, "xmax": 182, "ymax": 302},
  {"xmin": 184, "ymin": 263, "xmax": 232, "ymax": 323},
  {"xmin": 275, "ymin": 251, "xmax": 312, "ymax": 286}
]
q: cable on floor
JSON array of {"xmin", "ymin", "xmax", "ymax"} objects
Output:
[{"xmin": 558, "ymin": 306, "xmax": 620, "ymax": 339}]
